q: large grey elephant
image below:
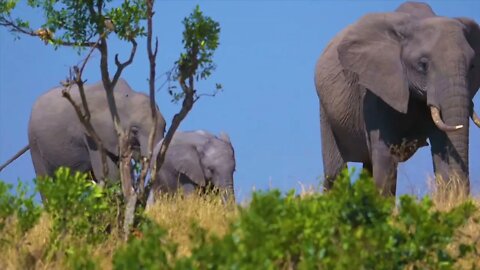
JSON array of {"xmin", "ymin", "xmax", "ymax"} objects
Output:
[
  {"xmin": 147, "ymin": 130, "xmax": 236, "ymax": 205},
  {"xmin": 315, "ymin": 2, "xmax": 480, "ymax": 195},
  {"xmin": 28, "ymin": 79, "xmax": 165, "ymax": 188}
]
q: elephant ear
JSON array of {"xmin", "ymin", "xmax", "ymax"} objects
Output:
[
  {"xmin": 218, "ymin": 132, "xmax": 231, "ymax": 144},
  {"xmin": 456, "ymin": 17, "xmax": 480, "ymax": 94},
  {"xmin": 166, "ymin": 144, "xmax": 206, "ymax": 186},
  {"xmin": 338, "ymin": 13, "xmax": 411, "ymax": 113}
]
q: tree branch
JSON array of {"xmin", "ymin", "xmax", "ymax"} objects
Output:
[
  {"xmin": 58, "ymin": 36, "xmax": 108, "ymax": 184},
  {"xmin": 138, "ymin": 0, "xmax": 159, "ymax": 199},
  {"xmin": 0, "ymin": 145, "xmax": 29, "ymax": 172},
  {"xmin": 151, "ymin": 73, "xmax": 195, "ymax": 185},
  {"xmin": 0, "ymin": 17, "xmax": 36, "ymax": 36},
  {"xmin": 0, "ymin": 16, "xmax": 96, "ymax": 47},
  {"xmin": 151, "ymin": 46, "xmax": 199, "ymax": 187},
  {"xmin": 62, "ymin": 86, "xmax": 109, "ymax": 185},
  {"xmin": 112, "ymin": 39, "xmax": 137, "ymax": 87},
  {"xmin": 194, "ymin": 91, "xmax": 219, "ymax": 102},
  {"xmin": 91, "ymin": 1, "xmax": 137, "ymax": 240},
  {"xmin": 74, "ymin": 38, "xmax": 102, "ymax": 121}
]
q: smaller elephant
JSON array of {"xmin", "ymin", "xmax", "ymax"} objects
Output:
[{"xmin": 147, "ymin": 130, "xmax": 236, "ymax": 205}]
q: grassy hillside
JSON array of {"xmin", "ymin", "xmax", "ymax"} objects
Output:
[{"xmin": 1, "ymin": 168, "xmax": 479, "ymax": 269}]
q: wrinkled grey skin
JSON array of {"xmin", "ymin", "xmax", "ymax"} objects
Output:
[
  {"xmin": 315, "ymin": 2, "xmax": 480, "ymax": 195},
  {"xmin": 29, "ymin": 79, "xmax": 166, "ymax": 194},
  {"xmin": 147, "ymin": 130, "xmax": 235, "ymax": 206}
]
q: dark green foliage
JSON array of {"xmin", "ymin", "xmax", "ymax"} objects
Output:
[
  {"xmin": 0, "ymin": 0, "xmax": 147, "ymax": 47},
  {"xmin": 178, "ymin": 5, "xmax": 220, "ymax": 80},
  {"xmin": 0, "ymin": 0, "xmax": 17, "ymax": 14},
  {"xmin": 169, "ymin": 5, "xmax": 222, "ymax": 102},
  {"xmin": 36, "ymin": 167, "xmax": 117, "ymax": 244},
  {"xmin": 106, "ymin": 0, "xmax": 146, "ymax": 40},
  {"xmin": 112, "ymin": 219, "xmax": 178, "ymax": 270},
  {"xmin": 0, "ymin": 179, "xmax": 41, "ymax": 237}
]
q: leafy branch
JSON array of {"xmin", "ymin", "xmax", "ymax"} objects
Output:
[{"xmin": 150, "ymin": 5, "xmax": 222, "ymax": 195}]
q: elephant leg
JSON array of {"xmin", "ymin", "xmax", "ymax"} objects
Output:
[
  {"xmin": 370, "ymin": 131, "xmax": 398, "ymax": 196},
  {"xmin": 29, "ymin": 141, "xmax": 50, "ymax": 202},
  {"xmin": 320, "ymin": 105, "xmax": 346, "ymax": 190}
]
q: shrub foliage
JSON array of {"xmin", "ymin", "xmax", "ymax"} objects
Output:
[
  {"xmin": 0, "ymin": 168, "xmax": 478, "ymax": 269},
  {"xmin": 170, "ymin": 170, "xmax": 477, "ymax": 270},
  {"xmin": 0, "ymin": 179, "xmax": 41, "ymax": 242},
  {"xmin": 36, "ymin": 167, "xmax": 118, "ymax": 245}
]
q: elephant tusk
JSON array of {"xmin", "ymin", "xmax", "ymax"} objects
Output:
[
  {"xmin": 471, "ymin": 110, "xmax": 480, "ymax": 128},
  {"xmin": 430, "ymin": 106, "xmax": 463, "ymax": 132}
]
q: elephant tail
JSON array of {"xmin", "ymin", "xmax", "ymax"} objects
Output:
[{"xmin": 0, "ymin": 145, "xmax": 30, "ymax": 172}]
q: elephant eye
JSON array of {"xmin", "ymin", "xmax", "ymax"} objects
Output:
[
  {"xmin": 470, "ymin": 64, "xmax": 475, "ymax": 71},
  {"xmin": 416, "ymin": 57, "xmax": 429, "ymax": 74}
]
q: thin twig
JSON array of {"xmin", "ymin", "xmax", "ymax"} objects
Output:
[
  {"xmin": 194, "ymin": 90, "xmax": 220, "ymax": 102},
  {"xmin": 75, "ymin": 38, "xmax": 102, "ymax": 122}
]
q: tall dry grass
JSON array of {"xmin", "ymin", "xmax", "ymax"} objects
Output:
[
  {"xmin": 0, "ymin": 214, "xmax": 52, "ymax": 270},
  {"xmin": 427, "ymin": 175, "xmax": 480, "ymax": 267},
  {"xmin": 0, "ymin": 192, "xmax": 236, "ymax": 270},
  {"xmin": 145, "ymin": 192, "xmax": 238, "ymax": 256}
]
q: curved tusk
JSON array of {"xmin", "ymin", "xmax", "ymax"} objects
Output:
[
  {"xmin": 430, "ymin": 106, "xmax": 463, "ymax": 132},
  {"xmin": 471, "ymin": 110, "xmax": 480, "ymax": 128}
]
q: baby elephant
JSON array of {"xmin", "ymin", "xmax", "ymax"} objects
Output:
[{"xmin": 148, "ymin": 130, "xmax": 236, "ymax": 205}]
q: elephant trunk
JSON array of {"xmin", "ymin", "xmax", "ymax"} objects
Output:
[
  {"xmin": 437, "ymin": 85, "xmax": 470, "ymax": 193},
  {"xmin": 219, "ymin": 181, "xmax": 235, "ymax": 205}
]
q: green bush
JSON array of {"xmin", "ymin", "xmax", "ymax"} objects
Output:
[
  {"xmin": 113, "ymin": 219, "xmax": 178, "ymax": 270},
  {"xmin": 174, "ymin": 169, "xmax": 477, "ymax": 270},
  {"xmin": 36, "ymin": 167, "xmax": 117, "ymax": 245},
  {"xmin": 0, "ymin": 179, "xmax": 41, "ymax": 238},
  {"xmin": 2, "ymin": 167, "xmax": 477, "ymax": 269}
]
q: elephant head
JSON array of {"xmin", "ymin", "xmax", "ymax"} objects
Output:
[
  {"xmin": 150, "ymin": 130, "xmax": 236, "ymax": 204},
  {"xmin": 86, "ymin": 79, "xmax": 166, "ymax": 180},
  {"xmin": 336, "ymin": 5, "xmax": 480, "ymax": 188},
  {"xmin": 116, "ymin": 84, "xmax": 165, "ymax": 161}
]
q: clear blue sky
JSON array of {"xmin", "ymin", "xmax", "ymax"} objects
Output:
[{"xmin": 1, "ymin": 1, "xmax": 480, "ymax": 201}]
